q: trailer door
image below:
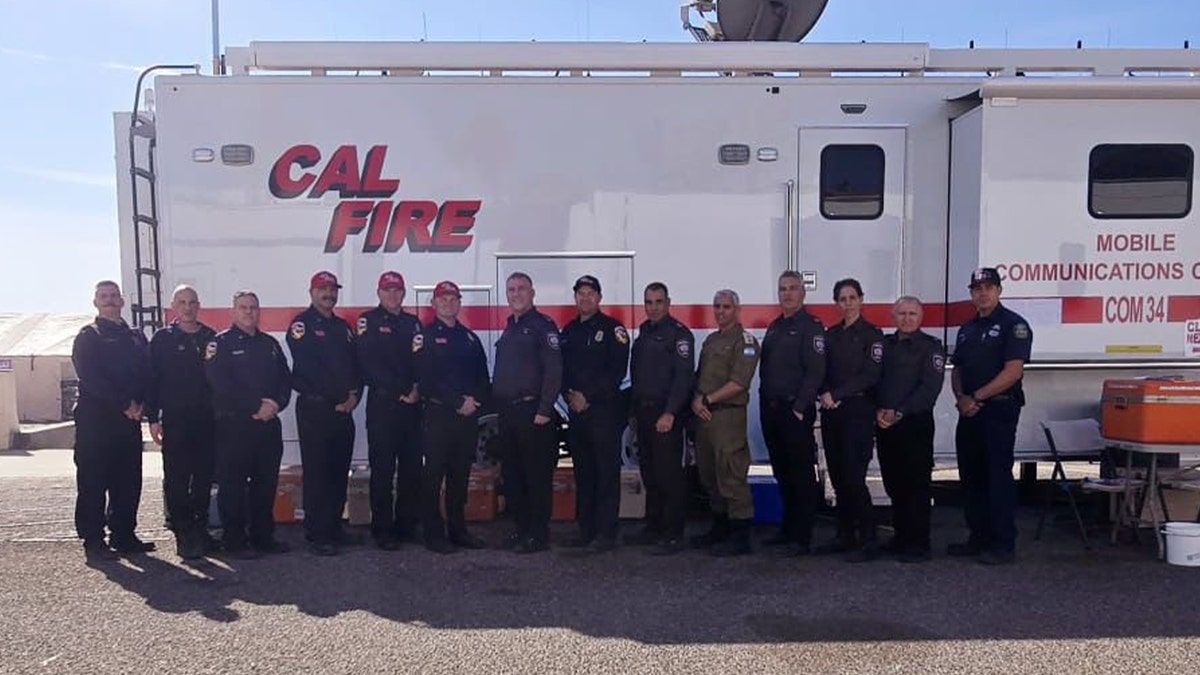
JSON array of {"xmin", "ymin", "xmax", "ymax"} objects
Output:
[{"xmin": 797, "ymin": 127, "xmax": 906, "ymax": 301}]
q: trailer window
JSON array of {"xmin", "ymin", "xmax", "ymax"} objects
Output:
[
  {"xmin": 820, "ymin": 144, "xmax": 884, "ymax": 220},
  {"xmin": 1089, "ymin": 144, "xmax": 1193, "ymax": 219}
]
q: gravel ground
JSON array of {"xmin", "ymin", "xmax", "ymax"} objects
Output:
[{"xmin": 2, "ymin": 456, "xmax": 1199, "ymax": 674}]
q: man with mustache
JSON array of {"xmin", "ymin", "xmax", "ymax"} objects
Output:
[
  {"xmin": 71, "ymin": 280, "xmax": 153, "ymax": 560},
  {"xmin": 287, "ymin": 271, "xmax": 363, "ymax": 556}
]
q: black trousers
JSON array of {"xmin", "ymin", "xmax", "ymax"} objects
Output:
[
  {"xmin": 498, "ymin": 400, "xmax": 558, "ymax": 544},
  {"xmin": 568, "ymin": 401, "xmax": 622, "ymax": 541},
  {"xmin": 160, "ymin": 407, "xmax": 215, "ymax": 534},
  {"xmin": 296, "ymin": 397, "xmax": 356, "ymax": 545},
  {"xmin": 366, "ymin": 394, "xmax": 421, "ymax": 540},
  {"xmin": 820, "ymin": 396, "xmax": 877, "ymax": 544},
  {"xmin": 761, "ymin": 399, "xmax": 820, "ymax": 546},
  {"xmin": 876, "ymin": 412, "xmax": 935, "ymax": 552},
  {"xmin": 956, "ymin": 401, "xmax": 1021, "ymax": 554},
  {"xmin": 421, "ymin": 403, "xmax": 477, "ymax": 540},
  {"xmin": 73, "ymin": 399, "xmax": 143, "ymax": 544},
  {"xmin": 215, "ymin": 416, "xmax": 283, "ymax": 547},
  {"xmin": 634, "ymin": 401, "xmax": 687, "ymax": 538}
]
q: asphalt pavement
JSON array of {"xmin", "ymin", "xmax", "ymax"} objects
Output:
[{"xmin": 2, "ymin": 450, "xmax": 1199, "ymax": 674}]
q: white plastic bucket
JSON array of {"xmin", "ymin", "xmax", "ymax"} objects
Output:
[{"xmin": 1162, "ymin": 522, "xmax": 1200, "ymax": 567}]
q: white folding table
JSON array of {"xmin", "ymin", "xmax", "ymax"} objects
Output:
[{"xmin": 1103, "ymin": 438, "xmax": 1200, "ymax": 559}]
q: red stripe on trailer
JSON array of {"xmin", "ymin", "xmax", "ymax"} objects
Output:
[
  {"xmin": 1061, "ymin": 297, "xmax": 1103, "ymax": 324},
  {"xmin": 1168, "ymin": 295, "xmax": 1200, "ymax": 322}
]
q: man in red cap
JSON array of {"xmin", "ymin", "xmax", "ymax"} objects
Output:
[
  {"xmin": 287, "ymin": 271, "xmax": 363, "ymax": 556},
  {"xmin": 415, "ymin": 281, "xmax": 491, "ymax": 553},
  {"xmin": 356, "ymin": 271, "xmax": 423, "ymax": 550}
]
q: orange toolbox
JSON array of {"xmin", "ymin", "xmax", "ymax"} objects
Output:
[{"xmin": 1101, "ymin": 379, "xmax": 1200, "ymax": 444}]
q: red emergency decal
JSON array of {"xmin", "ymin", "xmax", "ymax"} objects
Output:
[
  {"xmin": 268, "ymin": 144, "xmax": 321, "ymax": 199},
  {"xmin": 324, "ymin": 200, "xmax": 374, "ymax": 253},
  {"xmin": 385, "ymin": 201, "xmax": 438, "ymax": 253},
  {"xmin": 269, "ymin": 144, "xmax": 482, "ymax": 254}
]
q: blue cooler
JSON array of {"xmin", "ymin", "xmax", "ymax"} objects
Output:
[{"xmin": 748, "ymin": 472, "xmax": 782, "ymax": 524}]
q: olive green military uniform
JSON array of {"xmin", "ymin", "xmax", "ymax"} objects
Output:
[{"xmin": 695, "ymin": 324, "xmax": 760, "ymax": 520}]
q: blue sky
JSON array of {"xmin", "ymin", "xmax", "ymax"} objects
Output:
[{"xmin": 0, "ymin": 0, "xmax": 1194, "ymax": 313}]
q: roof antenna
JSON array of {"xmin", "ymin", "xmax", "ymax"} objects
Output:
[{"xmin": 422, "ymin": 11, "xmax": 429, "ymax": 41}]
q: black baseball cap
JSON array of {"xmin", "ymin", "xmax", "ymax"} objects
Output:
[
  {"xmin": 573, "ymin": 275, "xmax": 601, "ymax": 294},
  {"xmin": 969, "ymin": 267, "xmax": 1002, "ymax": 288}
]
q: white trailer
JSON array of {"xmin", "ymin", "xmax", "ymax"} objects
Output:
[{"xmin": 114, "ymin": 41, "xmax": 1200, "ymax": 463}]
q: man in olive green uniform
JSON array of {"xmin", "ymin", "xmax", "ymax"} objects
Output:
[{"xmin": 690, "ymin": 289, "xmax": 761, "ymax": 557}]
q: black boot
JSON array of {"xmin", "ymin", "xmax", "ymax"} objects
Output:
[
  {"xmin": 710, "ymin": 519, "xmax": 752, "ymax": 557},
  {"xmin": 689, "ymin": 513, "xmax": 731, "ymax": 548}
]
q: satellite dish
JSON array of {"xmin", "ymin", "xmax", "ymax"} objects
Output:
[{"xmin": 715, "ymin": 0, "xmax": 829, "ymax": 42}]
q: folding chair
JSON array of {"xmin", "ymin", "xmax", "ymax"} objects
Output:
[{"xmin": 1035, "ymin": 419, "xmax": 1132, "ymax": 549}]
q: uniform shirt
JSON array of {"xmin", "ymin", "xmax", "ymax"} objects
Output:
[
  {"xmin": 630, "ymin": 315, "xmax": 694, "ymax": 415},
  {"xmin": 145, "ymin": 321, "xmax": 217, "ymax": 423},
  {"xmin": 759, "ymin": 308, "xmax": 826, "ymax": 413},
  {"xmin": 71, "ymin": 317, "xmax": 150, "ymax": 411},
  {"xmin": 355, "ymin": 305, "xmax": 422, "ymax": 398},
  {"xmin": 204, "ymin": 326, "xmax": 292, "ymax": 418},
  {"xmin": 952, "ymin": 303, "xmax": 1033, "ymax": 406},
  {"xmin": 877, "ymin": 330, "xmax": 946, "ymax": 416},
  {"xmin": 560, "ymin": 311, "xmax": 630, "ymax": 405},
  {"xmin": 822, "ymin": 318, "xmax": 884, "ymax": 402},
  {"xmin": 286, "ymin": 306, "xmax": 362, "ymax": 402},
  {"xmin": 415, "ymin": 318, "xmax": 491, "ymax": 412},
  {"xmin": 695, "ymin": 323, "xmax": 760, "ymax": 407},
  {"xmin": 492, "ymin": 308, "xmax": 562, "ymax": 418}
]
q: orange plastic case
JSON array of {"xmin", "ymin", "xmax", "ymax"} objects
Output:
[{"xmin": 1101, "ymin": 379, "xmax": 1200, "ymax": 444}]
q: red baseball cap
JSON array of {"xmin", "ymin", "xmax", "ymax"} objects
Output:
[
  {"xmin": 378, "ymin": 271, "xmax": 406, "ymax": 291},
  {"xmin": 433, "ymin": 280, "xmax": 461, "ymax": 298},
  {"xmin": 309, "ymin": 270, "xmax": 341, "ymax": 290}
]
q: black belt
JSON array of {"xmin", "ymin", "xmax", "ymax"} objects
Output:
[
  {"xmin": 708, "ymin": 402, "xmax": 744, "ymax": 411},
  {"xmin": 500, "ymin": 395, "xmax": 538, "ymax": 406}
]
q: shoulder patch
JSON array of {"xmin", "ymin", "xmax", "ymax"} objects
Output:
[
  {"xmin": 356, "ymin": 316, "xmax": 368, "ymax": 336},
  {"xmin": 1013, "ymin": 322, "xmax": 1030, "ymax": 340},
  {"xmin": 676, "ymin": 339, "xmax": 691, "ymax": 359},
  {"xmin": 870, "ymin": 341, "xmax": 884, "ymax": 364},
  {"xmin": 742, "ymin": 332, "xmax": 755, "ymax": 345},
  {"xmin": 547, "ymin": 332, "xmax": 560, "ymax": 350},
  {"xmin": 205, "ymin": 341, "xmax": 218, "ymax": 361},
  {"xmin": 812, "ymin": 335, "xmax": 825, "ymax": 355},
  {"xmin": 614, "ymin": 325, "xmax": 629, "ymax": 345},
  {"xmin": 932, "ymin": 353, "xmax": 945, "ymax": 372},
  {"xmin": 289, "ymin": 321, "xmax": 305, "ymax": 340},
  {"xmin": 412, "ymin": 333, "xmax": 424, "ymax": 353}
]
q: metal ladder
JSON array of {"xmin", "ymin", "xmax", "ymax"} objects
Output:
[
  {"xmin": 128, "ymin": 110, "xmax": 162, "ymax": 334},
  {"xmin": 126, "ymin": 65, "xmax": 198, "ymax": 335}
]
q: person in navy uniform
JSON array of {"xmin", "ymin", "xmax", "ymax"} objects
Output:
[
  {"xmin": 817, "ymin": 278, "xmax": 885, "ymax": 562},
  {"xmin": 146, "ymin": 285, "xmax": 218, "ymax": 560},
  {"xmin": 875, "ymin": 296, "xmax": 945, "ymax": 563},
  {"xmin": 626, "ymin": 282, "xmax": 694, "ymax": 555},
  {"xmin": 559, "ymin": 275, "xmax": 630, "ymax": 553},
  {"xmin": 415, "ymin": 281, "xmax": 491, "ymax": 554},
  {"xmin": 287, "ymin": 270, "xmax": 363, "ymax": 556},
  {"xmin": 355, "ymin": 271, "xmax": 423, "ymax": 550},
  {"xmin": 949, "ymin": 267, "xmax": 1033, "ymax": 565},
  {"xmin": 71, "ymin": 280, "xmax": 153, "ymax": 560},
  {"xmin": 759, "ymin": 271, "xmax": 826, "ymax": 557},
  {"xmin": 493, "ymin": 272, "xmax": 562, "ymax": 554},
  {"xmin": 205, "ymin": 290, "xmax": 292, "ymax": 558}
]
